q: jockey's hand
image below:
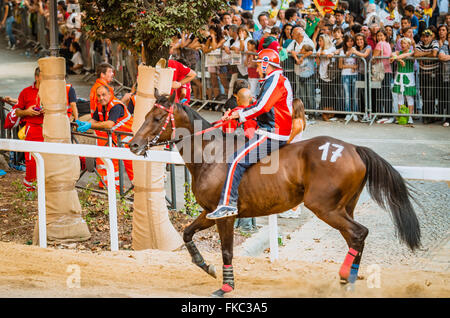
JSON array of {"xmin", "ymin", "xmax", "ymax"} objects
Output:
[{"xmin": 222, "ymin": 110, "xmax": 239, "ymax": 122}]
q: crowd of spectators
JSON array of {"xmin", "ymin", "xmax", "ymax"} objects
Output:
[
  {"xmin": 2, "ymin": 0, "xmax": 450, "ymax": 125},
  {"xmin": 168, "ymin": 0, "xmax": 450, "ymax": 125}
]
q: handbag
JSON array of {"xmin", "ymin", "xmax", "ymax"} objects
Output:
[{"xmin": 371, "ymin": 43, "xmax": 386, "ymax": 82}]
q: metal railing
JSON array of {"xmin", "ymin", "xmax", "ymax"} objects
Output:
[
  {"xmin": 369, "ymin": 56, "xmax": 450, "ymax": 123},
  {"xmin": 191, "ymin": 50, "xmax": 450, "ymax": 125}
]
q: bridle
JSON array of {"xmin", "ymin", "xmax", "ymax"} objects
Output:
[
  {"xmin": 145, "ymin": 102, "xmax": 235, "ymax": 149},
  {"xmin": 147, "ymin": 103, "xmax": 177, "ymax": 148}
]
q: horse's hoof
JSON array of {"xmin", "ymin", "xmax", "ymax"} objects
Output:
[
  {"xmin": 340, "ymin": 277, "xmax": 349, "ymax": 285},
  {"xmin": 211, "ymin": 289, "xmax": 226, "ymax": 298},
  {"xmin": 207, "ymin": 264, "xmax": 217, "ymax": 278}
]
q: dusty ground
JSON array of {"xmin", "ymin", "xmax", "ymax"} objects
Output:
[
  {"xmin": 0, "ymin": 241, "xmax": 448, "ymax": 298},
  {"xmin": 0, "ymin": 170, "xmax": 449, "ymax": 298}
]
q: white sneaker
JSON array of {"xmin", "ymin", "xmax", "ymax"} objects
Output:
[
  {"xmin": 408, "ymin": 117, "xmax": 413, "ymax": 124},
  {"xmin": 279, "ymin": 209, "xmax": 300, "ymax": 219},
  {"xmin": 352, "ymin": 114, "xmax": 358, "ymax": 122},
  {"xmin": 345, "ymin": 114, "xmax": 352, "ymax": 121},
  {"xmin": 10, "ymin": 44, "xmax": 15, "ymax": 51}
]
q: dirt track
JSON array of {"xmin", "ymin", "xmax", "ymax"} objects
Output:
[{"xmin": 0, "ymin": 242, "xmax": 448, "ymax": 298}]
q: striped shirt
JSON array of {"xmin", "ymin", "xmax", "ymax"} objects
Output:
[{"xmin": 416, "ymin": 40, "xmax": 440, "ymax": 72}]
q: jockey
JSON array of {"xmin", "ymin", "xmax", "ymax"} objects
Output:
[{"xmin": 206, "ymin": 48, "xmax": 293, "ymax": 220}]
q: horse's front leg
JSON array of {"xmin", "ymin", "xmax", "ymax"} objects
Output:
[
  {"xmin": 183, "ymin": 211, "xmax": 217, "ymax": 278},
  {"xmin": 211, "ymin": 216, "xmax": 236, "ymax": 297}
]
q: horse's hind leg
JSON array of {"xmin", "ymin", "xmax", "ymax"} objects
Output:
[
  {"xmin": 307, "ymin": 202, "xmax": 368, "ymax": 284},
  {"xmin": 183, "ymin": 211, "xmax": 217, "ymax": 278},
  {"xmin": 344, "ymin": 189, "xmax": 367, "ymax": 284},
  {"xmin": 211, "ymin": 216, "xmax": 236, "ymax": 297}
]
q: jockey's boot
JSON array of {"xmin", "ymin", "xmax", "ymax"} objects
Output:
[{"xmin": 206, "ymin": 205, "xmax": 238, "ymax": 220}]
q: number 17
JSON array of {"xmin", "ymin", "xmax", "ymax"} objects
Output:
[{"xmin": 318, "ymin": 142, "xmax": 344, "ymax": 163}]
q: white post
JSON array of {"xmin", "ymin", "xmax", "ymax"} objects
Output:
[
  {"xmin": 269, "ymin": 214, "xmax": 278, "ymax": 262},
  {"xmin": 31, "ymin": 152, "xmax": 46, "ymax": 248},
  {"xmin": 103, "ymin": 158, "xmax": 119, "ymax": 251}
]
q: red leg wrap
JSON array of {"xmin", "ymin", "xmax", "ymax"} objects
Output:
[
  {"xmin": 339, "ymin": 248, "xmax": 359, "ymax": 279},
  {"xmin": 221, "ymin": 283, "xmax": 234, "ymax": 293}
]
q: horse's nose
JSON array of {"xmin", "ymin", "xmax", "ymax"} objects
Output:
[{"xmin": 129, "ymin": 142, "xmax": 140, "ymax": 154}]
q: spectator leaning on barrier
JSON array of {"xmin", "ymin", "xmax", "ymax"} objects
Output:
[
  {"xmin": 438, "ymin": 31, "xmax": 450, "ymax": 126},
  {"xmin": 414, "ymin": 28, "xmax": 440, "ymax": 123},
  {"xmin": 316, "ymin": 34, "xmax": 337, "ymax": 113},
  {"xmin": 339, "ymin": 34, "xmax": 359, "ymax": 121},
  {"xmin": 352, "ymin": 32, "xmax": 372, "ymax": 120},
  {"xmin": 77, "ymin": 85, "xmax": 134, "ymax": 190},
  {"xmin": 373, "ymin": 28, "xmax": 394, "ymax": 122},
  {"xmin": 391, "ymin": 37, "xmax": 417, "ymax": 124},
  {"xmin": 14, "ymin": 67, "xmax": 44, "ymax": 193}
]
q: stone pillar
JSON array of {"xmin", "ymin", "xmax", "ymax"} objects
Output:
[
  {"xmin": 33, "ymin": 56, "xmax": 91, "ymax": 244},
  {"xmin": 131, "ymin": 63, "xmax": 183, "ymax": 251}
]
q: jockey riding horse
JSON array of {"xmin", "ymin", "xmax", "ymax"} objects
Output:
[{"xmin": 206, "ymin": 48, "xmax": 294, "ymax": 220}]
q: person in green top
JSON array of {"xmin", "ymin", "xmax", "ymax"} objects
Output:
[
  {"xmin": 390, "ymin": 37, "xmax": 416, "ymax": 124},
  {"xmin": 280, "ymin": 0, "xmax": 293, "ymax": 10},
  {"xmin": 305, "ymin": 10, "xmax": 320, "ymax": 38}
]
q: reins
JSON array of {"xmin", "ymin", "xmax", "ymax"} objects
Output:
[{"xmin": 147, "ymin": 103, "xmax": 237, "ymax": 148}]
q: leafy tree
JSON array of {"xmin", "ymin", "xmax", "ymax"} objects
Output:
[{"xmin": 79, "ymin": 0, "xmax": 228, "ymax": 66}]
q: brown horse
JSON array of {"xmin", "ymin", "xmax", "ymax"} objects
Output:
[{"xmin": 129, "ymin": 92, "xmax": 421, "ymax": 297}]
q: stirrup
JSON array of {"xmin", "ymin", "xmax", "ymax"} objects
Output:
[{"xmin": 206, "ymin": 205, "xmax": 238, "ymax": 220}]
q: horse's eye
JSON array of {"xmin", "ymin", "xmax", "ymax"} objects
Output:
[{"xmin": 154, "ymin": 116, "xmax": 162, "ymax": 122}]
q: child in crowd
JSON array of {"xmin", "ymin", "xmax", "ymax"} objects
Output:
[{"xmin": 391, "ymin": 37, "xmax": 416, "ymax": 124}]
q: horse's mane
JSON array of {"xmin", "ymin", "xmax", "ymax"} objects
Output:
[{"xmin": 176, "ymin": 103, "xmax": 213, "ymax": 131}]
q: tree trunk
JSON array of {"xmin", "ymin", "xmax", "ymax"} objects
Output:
[{"xmin": 143, "ymin": 44, "xmax": 170, "ymax": 67}]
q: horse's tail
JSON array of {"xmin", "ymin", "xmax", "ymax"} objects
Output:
[{"xmin": 355, "ymin": 146, "xmax": 421, "ymax": 251}]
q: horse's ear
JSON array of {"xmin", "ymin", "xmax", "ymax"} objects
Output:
[
  {"xmin": 169, "ymin": 90, "xmax": 176, "ymax": 104},
  {"xmin": 154, "ymin": 88, "xmax": 160, "ymax": 99}
]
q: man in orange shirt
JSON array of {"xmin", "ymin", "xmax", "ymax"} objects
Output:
[
  {"xmin": 78, "ymin": 85, "xmax": 134, "ymax": 190},
  {"xmin": 90, "ymin": 62, "xmax": 115, "ymax": 115}
]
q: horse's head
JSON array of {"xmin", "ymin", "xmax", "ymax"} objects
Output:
[{"xmin": 129, "ymin": 89, "xmax": 177, "ymax": 156}]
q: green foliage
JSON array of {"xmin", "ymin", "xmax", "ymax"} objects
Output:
[
  {"xmin": 79, "ymin": 0, "xmax": 228, "ymax": 64},
  {"xmin": 181, "ymin": 182, "xmax": 201, "ymax": 217},
  {"xmin": 12, "ymin": 179, "xmax": 36, "ymax": 201}
]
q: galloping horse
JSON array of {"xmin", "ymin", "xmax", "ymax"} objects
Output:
[{"xmin": 129, "ymin": 91, "xmax": 421, "ymax": 297}]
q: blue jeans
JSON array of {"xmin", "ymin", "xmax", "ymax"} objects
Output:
[
  {"xmin": 342, "ymin": 74, "xmax": 358, "ymax": 112},
  {"xmin": 6, "ymin": 16, "xmax": 16, "ymax": 46}
]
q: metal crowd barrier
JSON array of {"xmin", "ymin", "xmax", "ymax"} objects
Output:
[
  {"xmin": 369, "ymin": 56, "xmax": 450, "ymax": 123},
  {"xmin": 283, "ymin": 52, "xmax": 369, "ymax": 123},
  {"xmin": 69, "ymin": 123, "xmax": 190, "ymax": 210},
  {"xmin": 191, "ymin": 50, "xmax": 450, "ymax": 125}
]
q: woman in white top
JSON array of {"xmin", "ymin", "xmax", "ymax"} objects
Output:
[
  {"xmin": 69, "ymin": 41, "xmax": 84, "ymax": 75},
  {"xmin": 232, "ymin": 26, "xmax": 252, "ymax": 77},
  {"xmin": 315, "ymin": 34, "xmax": 337, "ymax": 112}
]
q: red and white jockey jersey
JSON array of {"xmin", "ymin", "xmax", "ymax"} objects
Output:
[{"xmin": 237, "ymin": 69, "xmax": 293, "ymax": 141}]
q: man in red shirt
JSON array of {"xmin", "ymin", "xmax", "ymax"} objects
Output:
[
  {"xmin": 14, "ymin": 67, "xmax": 44, "ymax": 192},
  {"xmin": 167, "ymin": 59, "xmax": 196, "ymax": 103}
]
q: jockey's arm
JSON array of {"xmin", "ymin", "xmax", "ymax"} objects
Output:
[{"xmin": 236, "ymin": 80, "xmax": 283, "ymax": 123}]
